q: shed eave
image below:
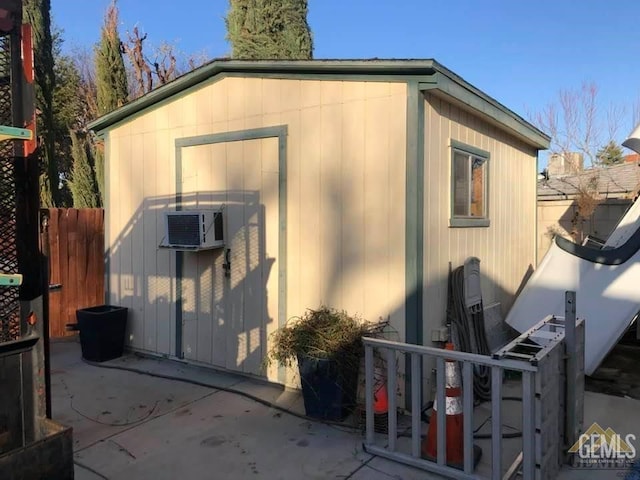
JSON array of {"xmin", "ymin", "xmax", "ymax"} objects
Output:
[
  {"xmin": 87, "ymin": 59, "xmax": 440, "ymax": 133},
  {"xmin": 87, "ymin": 58, "xmax": 551, "ymax": 150},
  {"xmin": 424, "ymin": 61, "xmax": 550, "ymax": 150}
]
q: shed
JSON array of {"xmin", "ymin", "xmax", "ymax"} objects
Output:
[{"xmin": 88, "ymin": 59, "xmax": 549, "ymax": 387}]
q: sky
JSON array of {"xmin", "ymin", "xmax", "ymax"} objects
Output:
[{"xmin": 51, "ymin": 0, "xmax": 640, "ymax": 165}]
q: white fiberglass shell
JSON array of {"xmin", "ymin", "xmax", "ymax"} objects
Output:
[{"xmin": 507, "ymin": 197, "xmax": 640, "ymax": 375}]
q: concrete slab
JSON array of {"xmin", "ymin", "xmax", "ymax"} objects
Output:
[
  {"xmin": 579, "ymin": 391, "xmax": 640, "ymax": 437},
  {"xmin": 106, "ymin": 348, "xmax": 306, "ymax": 414},
  {"xmin": 558, "ymin": 391, "xmax": 640, "ymax": 480},
  {"xmin": 471, "ymin": 395, "xmax": 524, "ymax": 478},
  {"xmin": 349, "ymin": 456, "xmax": 444, "ymax": 479},
  {"xmin": 51, "ymin": 341, "xmax": 640, "ymax": 480},
  {"xmin": 229, "ymin": 378, "xmax": 306, "ymax": 414},
  {"xmin": 557, "ymin": 467, "xmax": 629, "ymax": 480},
  {"xmin": 51, "ymin": 342, "xmax": 377, "ymax": 480},
  {"xmin": 50, "ymin": 337, "xmax": 84, "ymax": 369},
  {"xmin": 51, "ymin": 342, "xmax": 216, "ymax": 452},
  {"xmin": 74, "ymin": 390, "xmax": 369, "ymax": 480},
  {"xmin": 105, "ymin": 351, "xmax": 245, "ymax": 390},
  {"xmin": 105, "ymin": 355, "xmax": 313, "ymax": 421},
  {"xmin": 74, "ymin": 460, "xmax": 110, "ymax": 480}
]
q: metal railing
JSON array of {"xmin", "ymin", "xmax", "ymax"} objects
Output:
[
  {"xmin": 363, "ymin": 337, "xmax": 537, "ymax": 480},
  {"xmin": 363, "ymin": 294, "xmax": 584, "ymax": 480}
]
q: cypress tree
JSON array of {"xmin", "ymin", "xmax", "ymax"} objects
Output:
[
  {"xmin": 52, "ymin": 44, "xmax": 84, "ymax": 206},
  {"xmin": 92, "ymin": 141, "xmax": 105, "ymax": 203},
  {"xmin": 95, "ymin": 0, "xmax": 128, "ymax": 115},
  {"xmin": 68, "ymin": 130, "xmax": 100, "ymax": 208},
  {"xmin": 24, "ymin": 0, "xmax": 57, "ymax": 206},
  {"xmin": 226, "ymin": 0, "xmax": 313, "ymax": 60}
]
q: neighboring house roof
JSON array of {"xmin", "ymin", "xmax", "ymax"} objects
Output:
[
  {"xmin": 538, "ymin": 161, "xmax": 640, "ymax": 200},
  {"xmin": 87, "ymin": 58, "xmax": 550, "ymax": 149}
]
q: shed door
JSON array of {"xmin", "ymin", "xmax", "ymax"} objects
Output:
[{"xmin": 180, "ymin": 138, "xmax": 279, "ymax": 377}]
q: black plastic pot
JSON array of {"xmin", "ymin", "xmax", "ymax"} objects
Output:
[
  {"xmin": 70, "ymin": 305, "xmax": 128, "ymax": 362},
  {"xmin": 297, "ymin": 354, "xmax": 358, "ymax": 421}
]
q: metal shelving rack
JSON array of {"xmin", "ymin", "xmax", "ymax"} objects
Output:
[{"xmin": 0, "ymin": 1, "xmax": 73, "ymax": 477}]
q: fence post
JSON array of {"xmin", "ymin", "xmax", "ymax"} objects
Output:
[
  {"xmin": 436, "ymin": 357, "xmax": 446, "ymax": 466},
  {"xmin": 386, "ymin": 348, "xmax": 397, "ymax": 451},
  {"xmin": 410, "ymin": 353, "xmax": 421, "ymax": 458},
  {"xmin": 365, "ymin": 344, "xmax": 374, "ymax": 446},
  {"xmin": 491, "ymin": 366, "xmax": 503, "ymax": 479},
  {"xmin": 522, "ymin": 370, "xmax": 535, "ymax": 479},
  {"xmin": 564, "ymin": 291, "xmax": 577, "ymax": 456},
  {"xmin": 462, "ymin": 361, "xmax": 474, "ymax": 474}
]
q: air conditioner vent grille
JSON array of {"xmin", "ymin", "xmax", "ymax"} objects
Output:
[
  {"xmin": 160, "ymin": 208, "xmax": 224, "ymax": 251},
  {"xmin": 167, "ymin": 214, "xmax": 201, "ymax": 246}
]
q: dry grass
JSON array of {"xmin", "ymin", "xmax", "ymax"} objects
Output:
[{"xmin": 267, "ymin": 306, "xmax": 386, "ymax": 369}]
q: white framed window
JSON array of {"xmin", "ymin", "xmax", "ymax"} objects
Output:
[{"xmin": 450, "ymin": 140, "xmax": 489, "ymax": 227}]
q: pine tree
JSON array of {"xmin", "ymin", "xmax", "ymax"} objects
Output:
[
  {"xmin": 596, "ymin": 140, "xmax": 624, "ymax": 166},
  {"xmin": 92, "ymin": 141, "xmax": 105, "ymax": 203},
  {"xmin": 24, "ymin": 0, "xmax": 57, "ymax": 206},
  {"xmin": 95, "ymin": 0, "xmax": 128, "ymax": 115},
  {"xmin": 69, "ymin": 130, "xmax": 100, "ymax": 208},
  {"xmin": 226, "ymin": 0, "xmax": 313, "ymax": 60},
  {"xmin": 52, "ymin": 43, "xmax": 84, "ymax": 206}
]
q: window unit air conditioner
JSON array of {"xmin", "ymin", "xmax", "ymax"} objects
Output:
[{"xmin": 160, "ymin": 209, "xmax": 224, "ymax": 251}]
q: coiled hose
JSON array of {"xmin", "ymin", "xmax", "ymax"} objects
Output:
[{"xmin": 448, "ymin": 265, "xmax": 492, "ymax": 401}]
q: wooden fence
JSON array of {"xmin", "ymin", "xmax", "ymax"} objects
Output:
[{"xmin": 42, "ymin": 209, "xmax": 104, "ymax": 338}]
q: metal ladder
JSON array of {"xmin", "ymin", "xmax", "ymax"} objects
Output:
[
  {"xmin": 492, "ymin": 314, "xmax": 568, "ymax": 365},
  {"xmin": 493, "ymin": 293, "xmax": 584, "ymax": 479}
]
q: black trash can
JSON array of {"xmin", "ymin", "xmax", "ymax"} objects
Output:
[{"xmin": 75, "ymin": 305, "xmax": 128, "ymax": 362}]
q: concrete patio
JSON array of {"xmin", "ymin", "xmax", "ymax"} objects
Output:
[
  {"xmin": 51, "ymin": 339, "xmax": 432, "ymax": 479},
  {"xmin": 50, "ymin": 339, "xmax": 640, "ymax": 479}
]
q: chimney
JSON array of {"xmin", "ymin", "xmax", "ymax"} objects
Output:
[
  {"xmin": 623, "ymin": 153, "xmax": 640, "ymax": 164},
  {"xmin": 547, "ymin": 152, "xmax": 584, "ymax": 176}
]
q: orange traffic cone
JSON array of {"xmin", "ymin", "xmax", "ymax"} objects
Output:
[
  {"xmin": 422, "ymin": 342, "xmax": 480, "ymax": 469},
  {"xmin": 373, "ymin": 367, "xmax": 389, "ymax": 433},
  {"xmin": 373, "ymin": 367, "xmax": 389, "ymax": 414}
]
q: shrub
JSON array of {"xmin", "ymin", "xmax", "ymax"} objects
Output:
[{"xmin": 268, "ymin": 306, "xmax": 381, "ymax": 368}]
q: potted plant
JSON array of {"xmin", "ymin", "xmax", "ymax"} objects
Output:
[{"xmin": 268, "ymin": 306, "xmax": 376, "ymax": 421}]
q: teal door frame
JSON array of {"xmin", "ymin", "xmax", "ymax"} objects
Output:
[{"xmin": 173, "ymin": 126, "xmax": 288, "ymax": 383}]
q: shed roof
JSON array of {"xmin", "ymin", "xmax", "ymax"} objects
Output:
[
  {"xmin": 87, "ymin": 58, "xmax": 550, "ymax": 149},
  {"xmin": 538, "ymin": 161, "xmax": 640, "ymax": 200}
]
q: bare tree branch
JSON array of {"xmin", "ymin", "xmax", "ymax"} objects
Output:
[
  {"xmin": 631, "ymin": 97, "xmax": 640, "ymax": 133},
  {"xmin": 531, "ymin": 81, "xmax": 624, "ymax": 168},
  {"xmin": 69, "ymin": 46, "xmax": 98, "ymax": 129},
  {"xmin": 153, "ymin": 42, "xmax": 177, "ymax": 85},
  {"xmin": 123, "ymin": 26, "xmax": 153, "ymax": 97},
  {"xmin": 607, "ymin": 103, "xmax": 626, "ymax": 142}
]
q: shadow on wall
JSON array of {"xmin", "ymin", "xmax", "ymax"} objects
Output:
[
  {"xmin": 426, "ymin": 263, "xmax": 526, "ymax": 339},
  {"xmin": 383, "ymin": 262, "xmax": 530, "ymax": 409},
  {"xmin": 106, "ymin": 190, "xmax": 275, "ymax": 378},
  {"xmin": 107, "ymin": 194, "xmax": 538, "ymax": 402}
]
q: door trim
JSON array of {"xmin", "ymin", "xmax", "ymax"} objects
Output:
[{"xmin": 174, "ymin": 126, "xmax": 288, "ymax": 383}]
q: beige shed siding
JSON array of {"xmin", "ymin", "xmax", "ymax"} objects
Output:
[
  {"xmin": 105, "ymin": 77, "xmax": 407, "ymax": 381},
  {"xmin": 107, "ymin": 122, "xmax": 180, "ymax": 356},
  {"xmin": 422, "ymin": 93, "xmax": 538, "ymax": 342}
]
